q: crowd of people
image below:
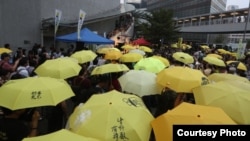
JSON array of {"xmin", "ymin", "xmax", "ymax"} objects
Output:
[{"xmin": 0, "ymin": 41, "xmax": 250, "ymax": 141}]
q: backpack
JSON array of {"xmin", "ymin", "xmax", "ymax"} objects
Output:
[{"xmin": 10, "ymin": 68, "xmax": 28, "ymax": 79}]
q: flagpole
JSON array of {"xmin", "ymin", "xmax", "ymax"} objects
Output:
[{"xmin": 243, "ymin": 1, "xmax": 250, "ymax": 42}]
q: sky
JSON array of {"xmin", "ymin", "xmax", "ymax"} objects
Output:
[{"xmin": 226, "ymin": 0, "xmax": 250, "ymax": 8}]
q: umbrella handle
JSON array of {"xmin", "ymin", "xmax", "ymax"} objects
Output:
[{"xmin": 174, "ymin": 93, "xmax": 185, "ymax": 107}]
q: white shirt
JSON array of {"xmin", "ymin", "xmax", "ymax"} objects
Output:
[{"xmin": 16, "ymin": 66, "xmax": 29, "ymax": 77}]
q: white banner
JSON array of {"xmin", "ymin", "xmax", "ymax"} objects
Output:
[
  {"xmin": 54, "ymin": 9, "xmax": 62, "ymax": 35},
  {"xmin": 77, "ymin": 9, "xmax": 86, "ymax": 40},
  {"xmin": 236, "ymin": 39, "xmax": 246, "ymax": 60}
]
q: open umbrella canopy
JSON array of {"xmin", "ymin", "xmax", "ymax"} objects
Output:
[
  {"xmin": 91, "ymin": 63, "xmax": 129, "ymax": 75},
  {"xmin": 129, "ymin": 49, "xmax": 146, "ymax": 56},
  {"xmin": 217, "ymin": 49, "xmax": 228, "ymax": 54},
  {"xmin": 0, "ymin": 77, "xmax": 75, "ymax": 110},
  {"xmin": 200, "ymin": 45, "xmax": 210, "ymax": 50},
  {"xmin": 134, "ymin": 57, "xmax": 166, "ymax": 73},
  {"xmin": 226, "ymin": 60, "xmax": 247, "ymax": 71},
  {"xmin": 206, "ymin": 53, "xmax": 223, "ymax": 59},
  {"xmin": 156, "ymin": 67, "xmax": 209, "ymax": 93},
  {"xmin": 203, "ymin": 56, "xmax": 226, "ymax": 67},
  {"xmin": 150, "ymin": 55, "xmax": 170, "ymax": 67},
  {"xmin": 192, "ymin": 80, "xmax": 250, "ymax": 124},
  {"xmin": 0, "ymin": 47, "xmax": 12, "ymax": 54},
  {"xmin": 70, "ymin": 50, "xmax": 97, "ymax": 64},
  {"xmin": 208, "ymin": 73, "xmax": 249, "ymax": 83},
  {"xmin": 172, "ymin": 52, "xmax": 194, "ymax": 64},
  {"xmin": 151, "ymin": 102, "xmax": 236, "ymax": 141},
  {"xmin": 138, "ymin": 46, "xmax": 153, "ymax": 53},
  {"xmin": 119, "ymin": 53, "xmax": 143, "ymax": 63},
  {"xmin": 67, "ymin": 90, "xmax": 154, "ymax": 141},
  {"xmin": 97, "ymin": 47, "xmax": 120, "ymax": 54},
  {"xmin": 171, "ymin": 43, "xmax": 178, "ymax": 48},
  {"xmin": 118, "ymin": 70, "xmax": 164, "ymax": 97},
  {"xmin": 121, "ymin": 44, "xmax": 135, "ymax": 50},
  {"xmin": 34, "ymin": 57, "xmax": 82, "ymax": 79},
  {"xmin": 104, "ymin": 50, "xmax": 123, "ymax": 60},
  {"xmin": 22, "ymin": 129, "xmax": 100, "ymax": 141}
]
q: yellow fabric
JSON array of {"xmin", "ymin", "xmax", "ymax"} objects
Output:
[
  {"xmin": 226, "ymin": 60, "xmax": 247, "ymax": 71},
  {"xmin": 156, "ymin": 66, "xmax": 208, "ymax": 93},
  {"xmin": 151, "ymin": 56, "xmax": 170, "ymax": 67},
  {"xmin": 138, "ymin": 46, "xmax": 153, "ymax": 52},
  {"xmin": 91, "ymin": 63, "xmax": 129, "ymax": 75},
  {"xmin": 34, "ymin": 57, "xmax": 82, "ymax": 79},
  {"xmin": 68, "ymin": 90, "xmax": 154, "ymax": 141},
  {"xmin": 70, "ymin": 50, "xmax": 97, "ymax": 64},
  {"xmin": 104, "ymin": 50, "xmax": 123, "ymax": 60},
  {"xmin": 0, "ymin": 48, "xmax": 12, "ymax": 54},
  {"xmin": 97, "ymin": 47, "xmax": 120, "ymax": 54},
  {"xmin": 134, "ymin": 57, "xmax": 166, "ymax": 73},
  {"xmin": 22, "ymin": 129, "xmax": 100, "ymax": 141},
  {"xmin": 172, "ymin": 52, "xmax": 194, "ymax": 64},
  {"xmin": 193, "ymin": 80, "xmax": 250, "ymax": 124},
  {"xmin": 151, "ymin": 102, "xmax": 236, "ymax": 141},
  {"xmin": 208, "ymin": 73, "xmax": 249, "ymax": 83},
  {"xmin": 206, "ymin": 53, "xmax": 222, "ymax": 59},
  {"xmin": 0, "ymin": 77, "xmax": 74, "ymax": 110},
  {"xmin": 119, "ymin": 53, "xmax": 143, "ymax": 63},
  {"xmin": 203, "ymin": 56, "xmax": 226, "ymax": 67}
]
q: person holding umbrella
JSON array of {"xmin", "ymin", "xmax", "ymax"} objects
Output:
[{"xmin": 0, "ymin": 107, "xmax": 40, "ymax": 141}]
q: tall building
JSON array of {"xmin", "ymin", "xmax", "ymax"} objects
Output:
[
  {"xmin": 144, "ymin": 0, "xmax": 227, "ymax": 43},
  {"xmin": 145, "ymin": 0, "xmax": 226, "ymax": 18},
  {"xmin": 0, "ymin": 0, "xmax": 135, "ymax": 50}
]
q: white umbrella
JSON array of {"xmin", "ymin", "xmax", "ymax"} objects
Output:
[{"xmin": 118, "ymin": 70, "xmax": 164, "ymax": 97}]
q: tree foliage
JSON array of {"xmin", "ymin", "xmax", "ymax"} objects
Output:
[{"xmin": 133, "ymin": 8, "xmax": 180, "ymax": 44}]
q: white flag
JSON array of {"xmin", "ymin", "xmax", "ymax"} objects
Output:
[
  {"xmin": 77, "ymin": 9, "xmax": 86, "ymax": 40},
  {"xmin": 55, "ymin": 9, "xmax": 62, "ymax": 35}
]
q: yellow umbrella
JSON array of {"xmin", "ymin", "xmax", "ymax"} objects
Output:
[
  {"xmin": 0, "ymin": 76, "xmax": 75, "ymax": 110},
  {"xmin": 118, "ymin": 70, "xmax": 164, "ymax": 97},
  {"xmin": 70, "ymin": 50, "xmax": 97, "ymax": 64},
  {"xmin": 150, "ymin": 55, "xmax": 170, "ymax": 67},
  {"xmin": 217, "ymin": 49, "xmax": 227, "ymax": 54},
  {"xmin": 230, "ymin": 52, "xmax": 237, "ymax": 57},
  {"xmin": 121, "ymin": 44, "xmax": 135, "ymax": 50},
  {"xmin": 156, "ymin": 67, "xmax": 209, "ymax": 93},
  {"xmin": 226, "ymin": 60, "xmax": 247, "ymax": 71},
  {"xmin": 134, "ymin": 57, "xmax": 166, "ymax": 73},
  {"xmin": 172, "ymin": 52, "xmax": 194, "ymax": 64},
  {"xmin": 208, "ymin": 73, "xmax": 249, "ymax": 83},
  {"xmin": 91, "ymin": 63, "xmax": 129, "ymax": 75},
  {"xmin": 22, "ymin": 129, "xmax": 100, "ymax": 141},
  {"xmin": 129, "ymin": 49, "xmax": 146, "ymax": 56},
  {"xmin": 193, "ymin": 80, "xmax": 250, "ymax": 124},
  {"xmin": 34, "ymin": 57, "xmax": 82, "ymax": 79},
  {"xmin": 200, "ymin": 45, "xmax": 210, "ymax": 49},
  {"xmin": 97, "ymin": 47, "xmax": 120, "ymax": 54},
  {"xmin": 151, "ymin": 102, "xmax": 236, "ymax": 141},
  {"xmin": 203, "ymin": 56, "xmax": 226, "ymax": 67},
  {"xmin": 119, "ymin": 53, "xmax": 143, "ymax": 63},
  {"xmin": 0, "ymin": 47, "xmax": 12, "ymax": 54},
  {"xmin": 171, "ymin": 43, "xmax": 178, "ymax": 48},
  {"xmin": 67, "ymin": 90, "xmax": 154, "ymax": 141},
  {"xmin": 180, "ymin": 44, "xmax": 192, "ymax": 50},
  {"xmin": 104, "ymin": 50, "xmax": 123, "ymax": 60},
  {"xmin": 139, "ymin": 46, "xmax": 153, "ymax": 53},
  {"xmin": 206, "ymin": 53, "xmax": 223, "ymax": 59}
]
